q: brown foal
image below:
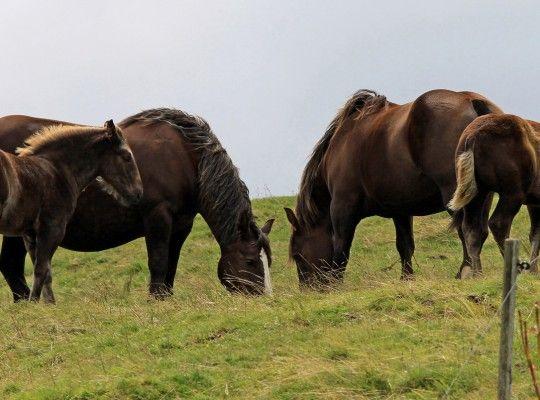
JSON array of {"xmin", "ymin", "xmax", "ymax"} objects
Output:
[
  {"xmin": 449, "ymin": 114, "xmax": 540, "ymax": 276},
  {"xmin": 0, "ymin": 120, "xmax": 143, "ymax": 302}
]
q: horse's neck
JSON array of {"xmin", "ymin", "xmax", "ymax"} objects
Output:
[
  {"xmin": 37, "ymin": 149, "xmax": 100, "ymax": 194},
  {"xmin": 311, "ymin": 212, "xmax": 333, "ymax": 233},
  {"xmin": 200, "ymin": 208, "xmax": 241, "ymax": 249}
]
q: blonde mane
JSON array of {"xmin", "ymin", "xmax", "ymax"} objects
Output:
[{"xmin": 16, "ymin": 125, "xmax": 104, "ymax": 156}]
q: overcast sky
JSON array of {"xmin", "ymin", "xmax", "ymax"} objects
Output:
[{"xmin": 1, "ymin": 1, "xmax": 538, "ymax": 196}]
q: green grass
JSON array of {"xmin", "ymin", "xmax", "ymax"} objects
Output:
[{"xmin": 0, "ymin": 196, "xmax": 539, "ymax": 399}]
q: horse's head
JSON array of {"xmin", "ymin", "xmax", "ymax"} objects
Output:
[
  {"xmin": 284, "ymin": 207, "xmax": 336, "ymax": 288},
  {"xmin": 96, "ymin": 120, "xmax": 143, "ymax": 206},
  {"xmin": 218, "ymin": 213, "xmax": 274, "ymax": 295}
]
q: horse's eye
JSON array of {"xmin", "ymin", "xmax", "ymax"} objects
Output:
[{"xmin": 121, "ymin": 153, "xmax": 131, "ymax": 162}]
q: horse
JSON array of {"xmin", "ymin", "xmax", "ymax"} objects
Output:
[
  {"xmin": 284, "ymin": 89, "xmax": 504, "ymax": 287},
  {"xmin": 0, "ymin": 121, "xmax": 143, "ymax": 302},
  {"xmin": 0, "ymin": 109, "xmax": 274, "ymax": 301},
  {"xmin": 448, "ymin": 114, "xmax": 540, "ymax": 275}
]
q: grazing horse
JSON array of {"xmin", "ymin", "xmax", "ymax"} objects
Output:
[
  {"xmin": 448, "ymin": 114, "xmax": 540, "ymax": 275},
  {"xmin": 0, "ymin": 121, "xmax": 143, "ymax": 302},
  {"xmin": 285, "ymin": 89, "xmax": 503, "ymax": 287},
  {"xmin": 0, "ymin": 109, "xmax": 274, "ymax": 301}
]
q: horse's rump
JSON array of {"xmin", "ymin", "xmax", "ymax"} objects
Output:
[{"xmin": 449, "ymin": 114, "xmax": 538, "ymax": 211}]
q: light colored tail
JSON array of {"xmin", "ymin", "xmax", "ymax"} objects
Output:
[{"xmin": 448, "ymin": 149, "xmax": 477, "ymax": 211}]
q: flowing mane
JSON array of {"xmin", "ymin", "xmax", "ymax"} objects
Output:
[
  {"xmin": 120, "ymin": 108, "xmax": 257, "ymax": 246},
  {"xmin": 15, "ymin": 125, "xmax": 104, "ymax": 156},
  {"xmin": 296, "ymin": 89, "xmax": 388, "ymax": 228}
]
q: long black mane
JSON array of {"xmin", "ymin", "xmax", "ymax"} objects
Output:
[
  {"xmin": 296, "ymin": 89, "xmax": 387, "ymax": 228},
  {"xmin": 121, "ymin": 108, "xmax": 258, "ymax": 246}
]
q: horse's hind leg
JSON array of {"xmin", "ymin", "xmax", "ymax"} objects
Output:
[
  {"xmin": 460, "ymin": 191, "xmax": 491, "ymax": 278},
  {"xmin": 488, "ymin": 194, "xmax": 524, "ymax": 257},
  {"xmin": 144, "ymin": 204, "xmax": 173, "ymax": 299},
  {"xmin": 24, "ymin": 235, "xmax": 55, "ymax": 304},
  {"xmin": 0, "ymin": 237, "xmax": 30, "ymax": 302},
  {"xmin": 527, "ymin": 205, "xmax": 540, "ymax": 273},
  {"xmin": 451, "ymin": 194, "xmax": 493, "ymax": 278},
  {"xmin": 392, "ymin": 215, "xmax": 415, "ymax": 279},
  {"xmin": 452, "ymin": 210, "xmax": 472, "ymax": 278}
]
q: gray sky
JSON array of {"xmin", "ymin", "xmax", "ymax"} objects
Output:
[{"xmin": 1, "ymin": 1, "xmax": 538, "ymax": 196}]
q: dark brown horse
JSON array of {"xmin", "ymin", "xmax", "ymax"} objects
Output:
[
  {"xmin": 448, "ymin": 114, "xmax": 540, "ymax": 275},
  {"xmin": 0, "ymin": 109, "xmax": 274, "ymax": 301},
  {"xmin": 285, "ymin": 89, "xmax": 503, "ymax": 287},
  {"xmin": 0, "ymin": 121, "xmax": 143, "ymax": 302}
]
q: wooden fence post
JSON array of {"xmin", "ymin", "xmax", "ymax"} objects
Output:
[{"xmin": 498, "ymin": 238, "xmax": 519, "ymax": 400}]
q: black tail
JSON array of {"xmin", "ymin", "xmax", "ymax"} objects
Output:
[
  {"xmin": 471, "ymin": 99, "xmax": 493, "ymax": 116},
  {"xmin": 448, "ymin": 209, "xmax": 463, "ymax": 231}
]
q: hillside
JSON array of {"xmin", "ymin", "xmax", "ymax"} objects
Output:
[{"xmin": 0, "ymin": 196, "xmax": 539, "ymax": 399}]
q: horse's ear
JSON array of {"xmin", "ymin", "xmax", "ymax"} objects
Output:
[
  {"xmin": 261, "ymin": 218, "xmax": 275, "ymax": 235},
  {"xmin": 104, "ymin": 119, "xmax": 121, "ymax": 143},
  {"xmin": 104, "ymin": 119, "xmax": 115, "ymax": 134},
  {"xmin": 284, "ymin": 207, "xmax": 300, "ymax": 231}
]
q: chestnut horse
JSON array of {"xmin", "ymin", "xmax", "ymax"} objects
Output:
[
  {"xmin": 448, "ymin": 114, "xmax": 540, "ymax": 275},
  {"xmin": 285, "ymin": 89, "xmax": 503, "ymax": 287},
  {"xmin": 0, "ymin": 121, "xmax": 143, "ymax": 302},
  {"xmin": 0, "ymin": 109, "xmax": 274, "ymax": 301}
]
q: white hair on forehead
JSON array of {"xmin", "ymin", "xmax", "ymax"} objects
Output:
[{"xmin": 260, "ymin": 248, "xmax": 272, "ymax": 295}]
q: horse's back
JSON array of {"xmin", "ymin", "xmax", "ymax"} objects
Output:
[
  {"xmin": 325, "ymin": 102, "xmax": 442, "ymax": 216},
  {"xmin": 0, "ymin": 115, "xmax": 79, "ymax": 153}
]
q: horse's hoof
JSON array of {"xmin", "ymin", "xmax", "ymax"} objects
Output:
[
  {"xmin": 148, "ymin": 291, "xmax": 172, "ymax": 301},
  {"xmin": 459, "ymin": 265, "xmax": 473, "ymax": 279},
  {"xmin": 400, "ymin": 273, "xmax": 414, "ymax": 281}
]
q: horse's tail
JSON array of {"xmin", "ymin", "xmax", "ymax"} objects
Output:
[
  {"xmin": 296, "ymin": 90, "xmax": 387, "ymax": 227},
  {"xmin": 448, "ymin": 97, "xmax": 500, "ymax": 228},
  {"xmin": 447, "ymin": 147, "xmax": 477, "ymax": 212}
]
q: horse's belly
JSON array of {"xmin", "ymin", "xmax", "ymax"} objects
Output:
[
  {"xmin": 61, "ymin": 224, "xmax": 144, "ymax": 251},
  {"xmin": 60, "ymin": 198, "xmax": 144, "ymax": 252},
  {"xmin": 364, "ymin": 172, "xmax": 444, "ymax": 216}
]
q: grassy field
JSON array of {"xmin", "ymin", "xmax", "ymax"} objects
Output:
[{"xmin": 0, "ymin": 196, "xmax": 539, "ymax": 399}]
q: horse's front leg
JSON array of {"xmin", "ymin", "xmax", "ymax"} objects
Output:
[
  {"xmin": 28, "ymin": 224, "xmax": 64, "ymax": 303},
  {"xmin": 527, "ymin": 205, "xmax": 540, "ymax": 273},
  {"xmin": 165, "ymin": 221, "xmax": 194, "ymax": 294},
  {"xmin": 330, "ymin": 194, "xmax": 362, "ymax": 283},
  {"xmin": 144, "ymin": 203, "xmax": 173, "ymax": 299}
]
